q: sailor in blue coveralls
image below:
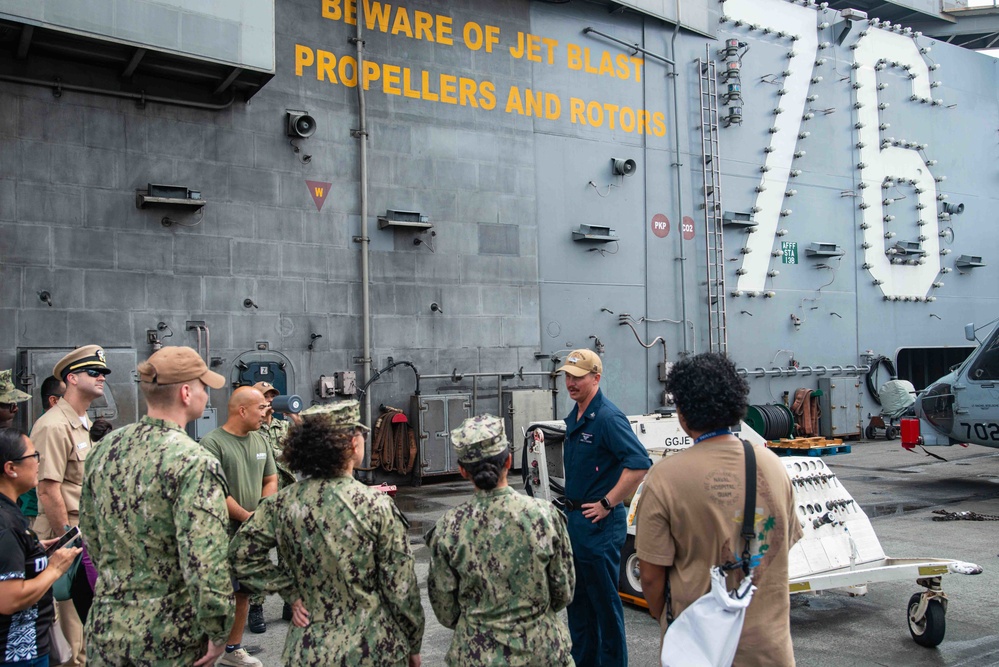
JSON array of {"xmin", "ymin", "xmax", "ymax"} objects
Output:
[{"xmin": 558, "ymin": 349, "xmax": 651, "ymax": 667}]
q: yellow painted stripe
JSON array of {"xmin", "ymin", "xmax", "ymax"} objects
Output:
[
  {"xmin": 918, "ymin": 565, "xmax": 948, "ymax": 576},
  {"xmin": 619, "ymin": 592, "xmax": 649, "ymax": 609},
  {"xmin": 789, "ymin": 581, "xmax": 811, "ymax": 593}
]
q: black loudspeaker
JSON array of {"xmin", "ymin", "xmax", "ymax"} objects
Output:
[
  {"xmin": 611, "ymin": 157, "xmax": 637, "ymax": 176},
  {"xmin": 271, "ymin": 395, "xmax": 303, "ymax": 414},
  {"xmin": 286, "ymin": 112, "xmax": 317, "ymax": 138}
]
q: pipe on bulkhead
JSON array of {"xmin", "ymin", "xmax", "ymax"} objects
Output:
[
  {"xmin": 670, "ymin": 0, "xmax": 689, "ymax": 354},
  {"xmin": 354, "ymin": 14, "xmax": 374, "ymax": 481}
]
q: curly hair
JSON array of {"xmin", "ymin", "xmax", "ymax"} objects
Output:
[
  {"xmin": 664, "ymin": 353, "xmax": 749, "ymax": 433},
  {"xmin": 459, "ymin": 448, "xmax": 510, "ymax": 491},
  {"xmin": 281, "ymin": 416, "xmax": 356, "ymax": 478}
]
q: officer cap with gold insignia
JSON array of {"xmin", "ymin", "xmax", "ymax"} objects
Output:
[
  {"xmin": 300, "ymin": 400, "xmax": 370, "ymax": 431},
  {"xmin": 451, "ymin": 414, "xmax": 509, "ymax": 464},
  {"xmin": 54, "ymin": 345, "xmax": 111, "ymax": 381},
  {"xmin": 0, "ymin": 370, "xmax": 31, "ymax": 404}
]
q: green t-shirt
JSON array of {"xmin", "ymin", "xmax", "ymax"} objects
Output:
[{"xmin": 200, "ymin": 428, "xmax": 276, "ymax": 511}]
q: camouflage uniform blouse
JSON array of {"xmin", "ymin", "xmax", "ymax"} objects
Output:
[
  {"xmin": 229, "ymin": 476, "xmax": 424, "ymax": 666},
  {"xmin": 258, "ymin": 418, "xmax": 296, "ymax": 488},
  {"xmin": 427, "ymin": 486, "xmax": 575, "ymax": 666},
  {"xmin": 80, "ymin": 416, "xmax": 234, "ymax": 665}
]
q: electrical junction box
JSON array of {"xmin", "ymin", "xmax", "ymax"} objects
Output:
[
  {"xmin": 818, "ymin": 376, "xmax": 862, "ymax": 438},
  {"xmin": 318, "ymin": 376, "xmax": 336, "ymax": 399},
  {"xmin": 186, "ymin": 408, "xmax": 217, "ymax": 442},
  {"xmin": 501, "ymin": 389, "xmax": 554, "ymax": 471},
  {"xmin": 411, "ymin": 393, "xmax": 471, "ymax": 478},
  {"xmin": 334, "ymin": 371, "xmax": 357, "ymax": 395}
]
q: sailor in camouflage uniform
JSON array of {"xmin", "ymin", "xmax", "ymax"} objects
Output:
[
  {"xmin": 80, "ymin": 346, "xmax": 234, "ymax": 666},
  {"xmin": 229, "ymin": 400, "xmax": 424, "ymax": 667},
  {"xmin": 427, "ymin": 414, "xmax": 576, "ymax": 667},
  {"xmin": 252, "ymin": 381, "xmax": 297, "ymax": 489}
]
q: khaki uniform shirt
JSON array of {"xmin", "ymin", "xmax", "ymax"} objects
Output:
[
  {"xmin": 427, "ymin": 486, "xmax": 575, "ymax": 667},
  {"xmin": 635, "ymin": 440, "xmax": 804, "ymax": 667},
  {"xmin": 229, "ymin": 476, "xmax": 424, "ymax": 666},
  {"xmin": 31, "ymin": 398, "xmax": 91, "ymax": 529},
  {"xmin": 80, "ymin": 416, "xmax": 234, "ymax": 663}
]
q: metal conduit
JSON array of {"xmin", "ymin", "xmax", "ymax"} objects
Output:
[
  {"xmin": 0, "ymin": 74, "xmax": 236, "ymax": 110},
  {"xmin": 735, "ymin": 364, "xmax": 871, "ymax": 378},
  {"xmin": 354, "ymin": 16, "xmax": 374, "ymax": 481}
]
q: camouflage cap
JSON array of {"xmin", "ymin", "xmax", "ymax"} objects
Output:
[
  {"xmin": 300, "ymin": 399, "xmax": 370, "ymax": 431},
  {"xmin": 0, "ymin": 370, "xmax": 30, "ymax": 404},
  {"xmin": 451, "ymin": 414, "xmax": 509, "ymax": 464}
]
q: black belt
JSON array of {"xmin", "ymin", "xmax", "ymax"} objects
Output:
[{"xmin": 559, "ymin": 498, "xmax": 596, "ymax": 512}]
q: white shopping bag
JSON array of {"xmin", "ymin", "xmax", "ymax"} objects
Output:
[{"xmin": 660, "ymin": 566, "xmax": 756, "ymax": 667}]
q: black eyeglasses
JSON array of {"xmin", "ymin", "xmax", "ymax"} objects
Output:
[
  {"xmin": 77, "ymin": 369, "xmax": 108, "ymax": 378},
  {"xmin": 0, "ymin": 402, "xmax": 15, "ymax": 411},
  {"xmin": 12, "ymin": 452, "xmax": 40, "ymax": 463}
]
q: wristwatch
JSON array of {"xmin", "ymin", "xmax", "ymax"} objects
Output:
[{"xmin": 599, "ymin": 497, "xmax": 613, "ymax": 511}]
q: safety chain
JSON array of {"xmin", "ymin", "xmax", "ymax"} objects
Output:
[{"xmin": 932, "ymin": 509, "xmax": 999, "ymax": 522}]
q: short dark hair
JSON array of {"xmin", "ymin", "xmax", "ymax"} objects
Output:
[
  {"xmin": 459, "ymin": 447, "xmax": 510, "ymax": 491},
  {"xmin": 41, "ymin": 376, "xmax": 63, "ymax": 403},
  {"xmin": 0, "ymin": 428, "xmax": 28, "ymax": 467},
  {"xmin": 282, "ymin": 416, "xmax": 356, "ymax": 478},
  {"xmin": 90, "ymin": 418, "xmax": 114, "ymax": 442},
  {"xmin": 664, "ymin": 353, "xmax": 749, "ymax": 433}
]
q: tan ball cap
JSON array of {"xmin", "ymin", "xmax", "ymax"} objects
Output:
[
  {"xmin": 557, "ymin": 349, "xmax": 602, "ymax": 377},
  {"xmin": 54, "ymin": 345, "xmax": 112, "ymax": 380},
  {"xmin": 137, "ymin": 346, "xmax": 225, "ymax": 389},
  {"xmin": 252, "ymin": 381, "xmax": 279, "ymax": 397}
]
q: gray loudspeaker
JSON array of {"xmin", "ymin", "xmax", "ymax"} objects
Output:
[
  {"xmin": 611, "ymin": 157, "xmax": 637, "ymax": 176},
  {"xmin": 287, "ymin": 111, "xmax": 317, "ymax": 138}
]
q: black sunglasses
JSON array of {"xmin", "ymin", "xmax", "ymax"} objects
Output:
[
  {"xmin": 76, "ymin": 369, "xmax": 108, "ymax": 378},
  {"xmin": 0, "ymin": 402, "xmax": 16, "ymax": 411},
  {"xmin": 12, "ymin": 452, "xmax": 40, "ymax": 463}
]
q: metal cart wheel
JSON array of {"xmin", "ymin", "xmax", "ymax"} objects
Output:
[
  {"xmin": 885, "ymin": 424, "xmax": 898, "ymax": 440},
  {"xmin": 907, "ymin": 593, "xmax": 946, "ymax": 647},
  {"xmin": 865, "ymin": 424, "xmax": 876, "ymax": 439},
  {"xmin": 618, "ymin": 535, "xmax": 644, "ymax": 600}
]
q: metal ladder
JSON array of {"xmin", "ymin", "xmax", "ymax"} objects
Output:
[{"xmin": 697, "ymin": 47, "xmax": 728, "ymax": 355}]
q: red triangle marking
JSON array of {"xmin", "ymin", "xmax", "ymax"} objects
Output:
[{"xmin": 306, "ymin": 180, "xmax": 332, "ymax": 212}]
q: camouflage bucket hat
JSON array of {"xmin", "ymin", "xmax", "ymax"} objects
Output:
[
  {"xmin": 0, "ymin": 370, "xmax": 31, "ymax": 404},
  {"xmin": 451, "ymin": 414, "xmax": 509, "ymax": 464},
  {"xmin": 300, "ymin": 399, "xmax": 370, "ymax": 431}
]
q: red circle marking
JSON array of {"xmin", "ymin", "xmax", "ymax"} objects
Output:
[
  {"xmin": 651, "ymin": 214, "xmax": 670, "ymax": 238},
  {"xmin": 682, "ymin": 216, "xmax": 695, "ymax": 241}
]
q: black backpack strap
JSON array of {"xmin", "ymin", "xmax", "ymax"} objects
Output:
[
  {"xmin": 738, "ymin": 439, "xmax": 757, "ymax": 576},
  {"xmin": 721, "ymin": 439, "xmax": 757, "ymax": 577}
]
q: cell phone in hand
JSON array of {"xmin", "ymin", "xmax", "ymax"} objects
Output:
[{"xmin": 45, "ymin": 526, "xmax": 81, "ymax": 556}]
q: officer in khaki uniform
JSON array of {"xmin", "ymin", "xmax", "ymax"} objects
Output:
[{"xmin": 32, "ymin": 345, "xmax": 111, "ymax": 667}]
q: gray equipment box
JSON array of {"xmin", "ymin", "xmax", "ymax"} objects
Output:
[
  {"xmin": 186, "ymin": 408, "xmax": 218, "ymax": 441},
  {"xmin": 16, "ymin": 347, "xmax": 139, "ymax": 431},
  {"xmin": 818, "ymin": 376, "xmax": 862, "ymax": 438},
  {"xmin": 411, "ymin": 393, "xmax": 471, "ymax": 478},
  {"xmin": 501, "ymin": 388, "xmax": 554, "ymax": 471}
]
